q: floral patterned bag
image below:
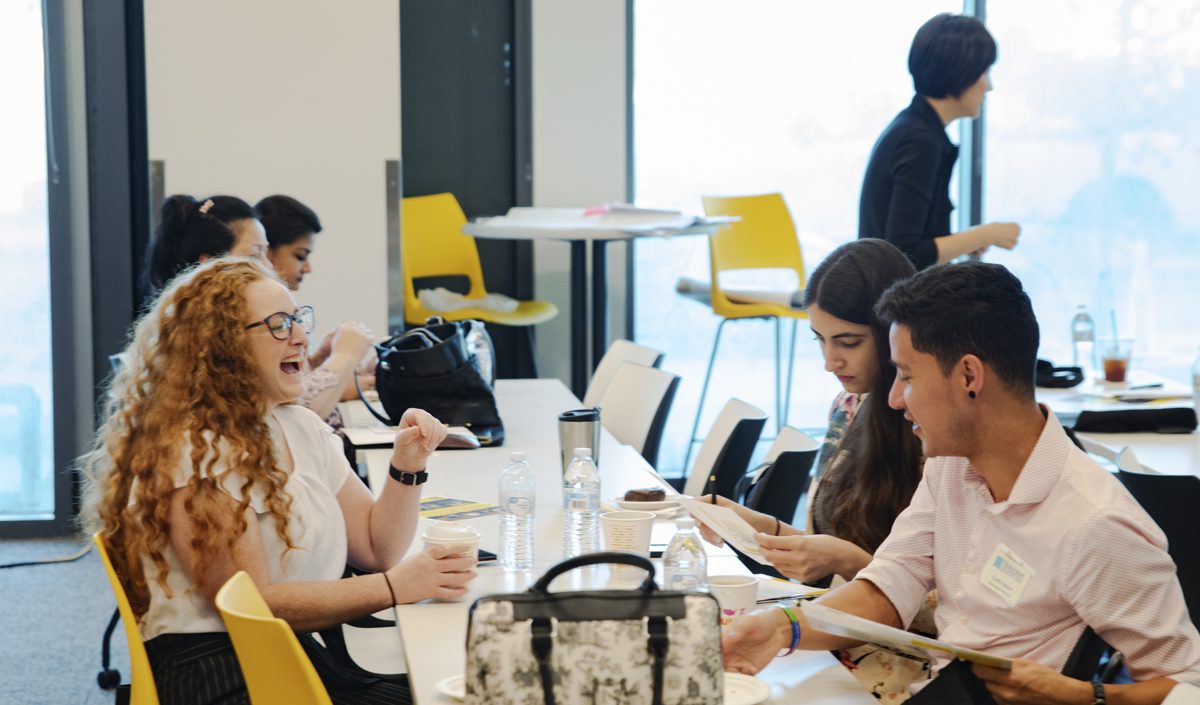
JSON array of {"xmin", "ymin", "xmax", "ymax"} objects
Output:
[{"xmin": 464, "ymin": 552, "xmax": 725, "ymax": 705}]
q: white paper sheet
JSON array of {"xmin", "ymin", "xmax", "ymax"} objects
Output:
[{"xmin": 677, "ymin": 497, "xmax": 771, "ymax": 564}]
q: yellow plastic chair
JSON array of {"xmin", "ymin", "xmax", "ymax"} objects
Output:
[
  {"xmin": 93, "ymin": 532, "xmax": 160, "ymax": 705},
  {"xmin": 215, "ymin": 571, "xmax": 332, "ymax": 705},
  {"xmin": 682, "ymin": 194, "xmax": 809, "ymax": 469},
  {"xmin": 402, "ymin": 193, "xmax": 559, "ymax": 328}
]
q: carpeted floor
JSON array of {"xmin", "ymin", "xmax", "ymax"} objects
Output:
[{"xmin": 0, "ymin": 536, "xmax": 129, "ymax": 705}]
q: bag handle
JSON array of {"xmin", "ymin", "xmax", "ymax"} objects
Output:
[
  {"xmin": 355, "ymin": 373, "xmax": 394, "ymax": 426},
  {"xmin": 530, "ymin": 552, "xmax": 658, "ymax": 594}
]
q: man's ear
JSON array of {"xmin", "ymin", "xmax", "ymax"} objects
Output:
[{"xmin": 959, "ymin": 354, "xmax": 986, "ymax": 399}]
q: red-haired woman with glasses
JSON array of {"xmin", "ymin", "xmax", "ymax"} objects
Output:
[{"xmin": 83, "ymin": 258, "xmax": 464, "ymax": 705}]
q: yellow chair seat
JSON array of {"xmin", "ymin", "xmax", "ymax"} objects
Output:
[
  {"xmin": 405, "ymin": 298, "xmax": 559, "ymax": 327},
  {"xmin": 402, "ymin": 193, "xmax": 559, "ymax": 329}
]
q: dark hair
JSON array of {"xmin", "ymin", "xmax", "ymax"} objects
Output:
[
  {"xmin": 875, "ymin": 260, "xmax": 1039, "ymax": 399},
  {"xmin": 145, "ymin": 195, "xmax": 256, "ymax": 292},
  {"xmin": 804, "ymin": 239, "xmax": 923, "ymax": 554},
  {"xmin": 909, "ymin": 13, "xmax": 997, "ymax": 99},
  {"xmin": 255, "ymin": 195, "xmax": 322, "ymax": 248}
]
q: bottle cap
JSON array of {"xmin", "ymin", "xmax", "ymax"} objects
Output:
[
  {"xmin": 573, "ymin": 447, "xmax": 592, "ymax": 457},
  {"xmin": 675, "ymin": 517, "xmax": 696, "ymax": 529},
  {"xmin": 511, "ymin": 451, "xmax": 526, "ymax": 461}
]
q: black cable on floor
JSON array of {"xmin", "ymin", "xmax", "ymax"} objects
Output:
[{"xmin": 0, "ymin": 543, "xmax": 91, "ymax": 569}]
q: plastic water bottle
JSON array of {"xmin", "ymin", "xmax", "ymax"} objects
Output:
[
  {"xmin": 1192, "ymin": 349, "xmax": 1200, "ymax": 424},
  {"xmin": 1072, "ymin": 305, "xmax": 1096, "ymax": 381},
  {"xmin": 499, "ymin": 451, "xmax": 536, "ymax": 572},
  {"xmin": 663, "ymin": 517, "xmax": 708, "ymax": 591},
  {"xmin": 562, "ymin": 447, "xmax": 601, "ymax": 558}
]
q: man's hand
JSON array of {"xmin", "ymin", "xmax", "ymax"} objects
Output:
[
  {"xmin": 722, "ymin": 608, "xmax": 791, "ymax": 675},
  {"xmin": 973, "ymin": 659, "xmax": 1093, "ymax": 705}
]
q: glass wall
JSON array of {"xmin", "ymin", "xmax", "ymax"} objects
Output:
[
  {"xmin": 633, "ymin": 0, "xmax": 963, "ymax": 476},
  {"xmin": 0, "ymin": 1, "xmax": 55, "ymax": 518},
  {"xmin": 984, "ymin": 0, "xmax": 1200, "ymax": 382}
]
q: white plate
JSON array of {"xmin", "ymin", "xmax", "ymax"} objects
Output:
[
  {"xmin": 724, "ymin": 672, "xmax": 771, "ymax": 705},
  {"xmin": 434, "ymin": 674, "xmax": 466, "ymax": 701},
  {"xmin": 612, "ymin": 497, "xmax": 680, "ymax": 511}
]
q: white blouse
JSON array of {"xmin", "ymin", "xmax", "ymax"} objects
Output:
[{"xmin": 137, "ymin": 405, "xmax": 353, "ymax": 641}]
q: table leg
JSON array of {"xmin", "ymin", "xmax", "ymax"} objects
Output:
[
  {"xmin": 571, "ymin": 240, "xmax": 588, "ymax": 399},
  {"xmin": 592, "ymin": 240, "xmax": 608, "ymax": 373}
]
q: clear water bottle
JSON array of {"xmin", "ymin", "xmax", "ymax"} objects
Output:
[
  {"xmin": 1192, "ymin": 349, "xmax": 1200, "ymax": 424},
  {"xmin": 562, "ymin": 447, "xmax": 601, "ymax": 558},
  {"xmin": 499, "ymin": 451, "xmax": 536, "ymax": 572},
  {"xmin": 1072, "ymin": 305, "xmax": 1096, "ymax": 381},
  {"xmin": 663, "ymin": 517, "xmax": 708, "ymax": 591}
]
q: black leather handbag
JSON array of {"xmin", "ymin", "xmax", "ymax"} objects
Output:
[{"xmin": 359, "ymin": 317, "xmax": 504, "ymax": 446}]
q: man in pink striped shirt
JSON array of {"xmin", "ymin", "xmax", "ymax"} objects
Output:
[{"xmin": 724, "ymin": 262, "xmax": 1200, "ymax": 704}]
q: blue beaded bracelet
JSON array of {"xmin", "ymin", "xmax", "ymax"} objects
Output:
[{"xmin": 777, "ymin": 604, "xmax": 801, "ymax": 656}]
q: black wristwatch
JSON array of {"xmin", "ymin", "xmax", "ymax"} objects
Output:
[
  {"xmin": 389, "ymin": 463, "xmax": 428, "ymax": 486},
  {"xmin": 1091, "ymin": 681, "xmax": 1106, "ymax": 704}
]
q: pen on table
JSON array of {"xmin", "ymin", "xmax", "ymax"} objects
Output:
[{"xmin": 1128, "ymin": 383, "xmax": 1163, "ymax": 389}]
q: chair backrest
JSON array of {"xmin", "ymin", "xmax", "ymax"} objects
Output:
[
  {"xmin": 701, "ymin": 194, "xmax": 806, "ymax": 319},
  {"xmin": 215, "ymin": 571, "xmax": 333, "ymax": 705},
  {"xmin": 597, "ymin": 362, "xmax": 680, "ymax": 469},
  {"xmin": 683, "ymin": 398, "xmax": 768, "ymax": 497},
  {"xmin": 93, "ymin": 533, "xmax": 160, "ymax": 705},
  {"xmin": 1116, "ymin": 468, "xmax": 1200, "ymax": 625},
  {"xmin": 583, "ymin": 339, "xmax": 665, "ymax": 408},
  {"xmin": 401, "ymin": 193, "xmax": 487, "ymax": 323},
  {"xmin": 1061, "ymin": 625, "xmax": 1110, "ymax": 682},
  {"xmin": 745, "ymin": 427, "xmax": 821, "ymax": 523}
]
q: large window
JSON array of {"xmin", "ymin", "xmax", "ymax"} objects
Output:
[
  {"xmin": 633, "ymin": 1, "xmax": 963, "ymax": 475},
  {"xmin": 0, "ymin": 1, "xmax": 54, "ymax": 519},
  {"xmin": 984, "ymin": 0, "xmax": 1200, "ymax": 381}
]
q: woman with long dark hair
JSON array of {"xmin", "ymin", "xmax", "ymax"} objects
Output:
[{"xmin": 696, "ymin": 239, "xmax": 930, "ymax": 699}]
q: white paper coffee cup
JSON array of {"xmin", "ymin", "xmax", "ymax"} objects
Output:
[
  {"xmin": 600, "ymin": 511, "xmax": 655, "ymax": 578},
  {"xmin": 421, "ymin": 521, "xmax": 480, "ymax": 602},
  {"xmin": 708, "ymin": 574, "xmax": 758, "ymax": 626}
]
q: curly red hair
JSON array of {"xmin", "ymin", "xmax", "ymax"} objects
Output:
[{"xmin": 82, "ymin": 257, "xmax": 299, "ymax": 619}]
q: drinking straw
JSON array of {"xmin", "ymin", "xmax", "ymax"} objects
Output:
[{"xmin": 1110, "ymin": 310, "xmax": 1119, "ymax": 346}]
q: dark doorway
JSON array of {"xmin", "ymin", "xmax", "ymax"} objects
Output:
[{"xmin": 400, "ymin": 0, "xmax": 536, "ymax": 379}]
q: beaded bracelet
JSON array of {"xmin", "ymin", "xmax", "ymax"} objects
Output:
[{"xmin": 777, "ymin": 604, "xmax": 801, "ymax": 656}]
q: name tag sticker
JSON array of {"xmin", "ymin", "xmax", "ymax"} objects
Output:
[{"xmin": 980, "ymin": 543, "xmax": 1035, "ymax": 607}]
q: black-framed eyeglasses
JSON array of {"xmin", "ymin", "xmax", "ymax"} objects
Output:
[{"xmin": 245, "ymin": 306, "xmax": 315, "ymax": 340}]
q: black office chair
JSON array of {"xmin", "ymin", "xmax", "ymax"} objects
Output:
[
  {"xmin": 671, "ymin": 398, "xmax": 767, "ymax": 498},
  {"xmin": 1116, "ymin": 468, "xmax": 1200, "ymax": 625},
  {"xmin": 742, "ymin": 427, "xmax": 821, "ymax": 524}
]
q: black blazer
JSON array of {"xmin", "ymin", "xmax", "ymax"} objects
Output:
[{"xmin": 857, "ymin": 95, "xmax": 959, "ymax": 270}]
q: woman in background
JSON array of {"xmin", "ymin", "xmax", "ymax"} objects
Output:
[
  {"xmin": 858, "ymin": 13, "xmax": 1020, "ymax": 269},
  {"xmin": 145, "ymin": 194, "xmax": 372, "ymax": 425}
]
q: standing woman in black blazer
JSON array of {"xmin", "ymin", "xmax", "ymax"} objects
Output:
[{"xmin": 859, "ymin": 13, "xmax": 1020, "ymax": 270}]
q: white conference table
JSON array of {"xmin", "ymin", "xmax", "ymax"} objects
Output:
[
  {"xmin": 1036, "ymin": 371, "xmax": 1200, "ymax": 477},
  {"xmin": 349, "ymin": 379, "xmax": 874, "ymax": 704}
]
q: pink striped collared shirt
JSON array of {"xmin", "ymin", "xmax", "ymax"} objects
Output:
[{"xmin": 857, "ymin": 408, "xmax": 1200, "ymax": 685}]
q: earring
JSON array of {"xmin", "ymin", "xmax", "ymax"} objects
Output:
[{"xmin": 968, "ymin": 391, "xmax": 976, "ymax": 399}]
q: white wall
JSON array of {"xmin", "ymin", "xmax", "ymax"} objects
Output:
[
  {"xmin": 532, "ymin": 0, "xmax": 628, "ymax": 384},
  {"xmin": 143, "ymin": 0, "xmax": 400, "ymax": 338}
]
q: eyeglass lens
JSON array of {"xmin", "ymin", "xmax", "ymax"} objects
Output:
[{"xmin": 265, "ymin": 307, "xmax": 315, "ymax": 340}]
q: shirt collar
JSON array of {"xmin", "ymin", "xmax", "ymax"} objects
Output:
[
  {"xmin": 909, "ymin": 94, "xmax": 956, "ymax": 153},
  {"xmin": 967, "ymin": 405, "xmax": 1069, "ymax": 513}
]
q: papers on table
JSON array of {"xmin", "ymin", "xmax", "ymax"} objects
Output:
[
  {"xmin": 419, "ymin": 496, "xmax": 499, "ymax": 521},
  {"xmin": 676, "ymin": 497, "xmax": 770, "ymax": 564},
  {"xmin": 801, "ymin": 602, "xmax": 1013, "ymax": 670},
  {"xmin": 474, "ymin": 205, "xmax": 738, "ymax": 237}
]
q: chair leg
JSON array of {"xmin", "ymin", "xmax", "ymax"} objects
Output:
[
  {"xmin": 783, "ymin": 317, "xmax": 798, "ymax": 427},
  {"xmin": 774, "ymin": 317, "xmax": 782, "ymax": 433},
  {"xmin": 684, "ymin": 319, "xmax": 728, "ymax": 473},
  {"xmin": 524, "ymin": 325, "xmax": 540, "ymax": 379}
]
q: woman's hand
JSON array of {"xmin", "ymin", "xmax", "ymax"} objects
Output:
[
  {"xmin": 385, "ymin": 544, "xmax": 478, "ymax": 604},
  {"xmin": 391, "ymin": 408, "xmax": 448, "ymax": 472},
  {"xmin": 723, "ymin": 608, "xmax": 792, "ymax": 675},
  {"xmin": 331, "ymin": 321, "xmax": 374, "ymax": 362},
  {"xmin": 986, "ymin": 222, "xmax": 1021, "ymax": 250},
  {"xmin": 755, "ymin": 533, "xmax": 870, "ymax": 583},
  {"xmin": 692, "ymin": 495, "xmax": 779, "ymax": 548},
  {"xmin": 309, "ymin": 328, "xmax": 336, "ymax": 369}
]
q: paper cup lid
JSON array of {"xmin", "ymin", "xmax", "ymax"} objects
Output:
[{"xmin": 424, "ymin": 520, "xmax": 478, "ymax": 540}]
